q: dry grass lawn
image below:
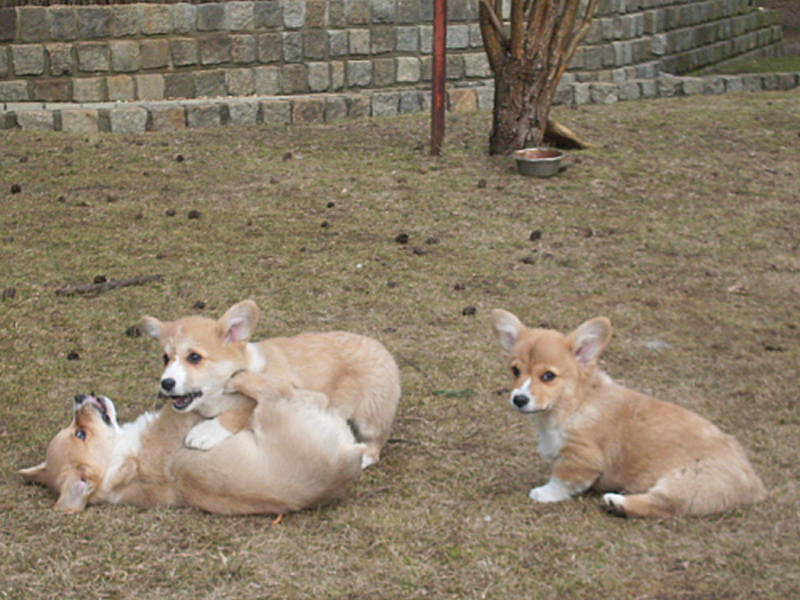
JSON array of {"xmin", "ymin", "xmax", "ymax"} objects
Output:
[{"xmin": 1, "ymin": 90, "xmax": 799, "ymax": 599}]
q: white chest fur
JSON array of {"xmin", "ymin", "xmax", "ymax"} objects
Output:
[{"xmin": 533, "ymin": 412, "xmax": 566, "ymax": 461}]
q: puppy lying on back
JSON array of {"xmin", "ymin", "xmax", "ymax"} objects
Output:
[
  {"xmin": 491, "ymin": 309, "xmax": 767, "ymax": 517},
  {"xmin": 20, "ymin": 371, "xmax": 364, "ymax": 514},
  {"xmin": 140, "ymin": 300, "xmax": 401, "ymax": 468}
]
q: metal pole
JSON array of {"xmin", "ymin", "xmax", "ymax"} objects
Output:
[{"xmin": 430, "ymin": 0, "xmax": 447, "ymax": 156}]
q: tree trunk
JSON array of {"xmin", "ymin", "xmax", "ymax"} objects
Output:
[
  {"xmin": 489, "ymin": 58, "xmax": 554, "ymax": 155},
  {"xmin": 478, "ymin": 0, "xmax": 601, "ymax": 155}
]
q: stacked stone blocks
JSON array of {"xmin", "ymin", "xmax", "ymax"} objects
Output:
[{"xmin": 0, "ymin": 0, "xmax": 786, "ymax": 106}]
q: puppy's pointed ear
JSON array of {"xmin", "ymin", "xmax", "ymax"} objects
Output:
[
  {"xmin": 19, "ymin": 462, "xmax": 50, "ymax": 486},
  {"xmin": 570, "ymin": 317, "xmax": 612, "ymax": 368},
  {"xmin": 492, "ymin": 309, "xmax": 525, "ymax": 353},
  {"xmin": 219, "ymin": 300, "xmax": 259, "ymax": 344},
  {"xmin": 140, "ymin": 315, "xmax": 165, "ymax": 341}
]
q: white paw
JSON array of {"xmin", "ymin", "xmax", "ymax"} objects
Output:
[
  {"xmin": 360, "ymin": 454, "xmax": 376, "ymax": 470},
  {"xmin": 184, "ymin": 418, "xmax": 232, "ymax": 451},
  {"xmin": 528, "ymin": 477, "xmax": 579, "ymax": 503},
  {"xmin": 602, "ymin": 493, "xmax": 626, "ymax": 511}
]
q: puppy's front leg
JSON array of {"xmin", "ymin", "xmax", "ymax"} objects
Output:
[
  {"xmin": 529, "ymin": 476, "xmax": 593, "ymax": 503},
  {"xmin": 184, "ymin": 417, "xmax": 233, "ymax": 450}
]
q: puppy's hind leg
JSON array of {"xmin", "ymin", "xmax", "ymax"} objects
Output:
[{"xmin": 601, "ymin": 491, "xmax": 676, "ymax": 518}]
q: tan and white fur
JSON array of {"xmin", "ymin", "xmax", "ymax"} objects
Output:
[
  {"xmin": 491, "ymin": 309, "xmax": 767, "ymax": 517},
  {"xmin": 140, "ymin": 300, "xmax": 401, "ymax": 468},
  {"xmin": 19, "ymin": 371, "xmax": 365, "ymax": 514}
]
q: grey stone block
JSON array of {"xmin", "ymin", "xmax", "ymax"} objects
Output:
[
  {"xmin": 261, "ymin": 99, "xmax": 292, "ymax": 124},
  {"xmin": 282, "ymin": 32, "xmax": 303, "ymax": 62},
  {"xmin": 329, "ymin": 30, "xmax": 349, "ymax": 57},
  {"xmin": 347, "ymin": 93, "xmax": 371, "ymax": 118},
  {"xmin": 349, "ymin": 29, "xmax": 370, "ymax": 55},
  {"xmin": 258, "ymin": 33, "xmax": 282, "ymax": 63},
  {"xmin": 396, "ymin": 56, "xmax": 420, "ymax": 82},
  {"xmin": 232, "ymin": 35, "xmax": 257, "ymax": 63},
  {"xmin": 17, "ymin": 110, "xmax": 54, "ymax": 131},
  {"xmin": 283, "ymin": 1, "xmax": 306, "ymax": 29},
  {"xmin": 347, "ymin": 60, "xmax": 372, "ymax": 87},
  {"xmin": 78, "ymin": 7, "xmax": 112, "ymax": 39},
  {"xmin": 77, "ymin": 43, "xmax": 110, "ymax": 73},
  {"xmin": 140, "ymin": 5, "xmax": 172, "ymax": 36},
  {"xmin": 61, "ymin": 108, "xmax": 99, "ymax": 133},
  {"xmin": 464, "ymin": 53, "xmax": 490, "ymax": 78},
  {"xmin": 19, "ymin": 7, "xmax": 48, "ymax": 43},
  {"xmin": 304, "ymin": 30, "xmax": 328, "ymax": 60},
  {"xmin": 226, "ymin": 68, "xmax": 255, "ymax": 95},
  {"xmin": 172, "ymin": 4, "xmax": 196, "ymax": 35},
  {"xmin": 292, "ymin": 97, "xmax": 325, "ymax": 123},
  {"xmin": 446, "ymin": 25, "xmax": 470, "ymax": 49},
  {"xmin": 227, "ymin": 99, "xmax": 260, "ymax": 125},
  {"xmin": 281, "ymin": 63, "xmax": 308, "ymax": 93},
  {"xmin": 0, "ymin": 8, "xmax": 17, "ymax": 42},
  {"xmin": 0, "ymin": 81, "xmax": 30, "ymax": 102},
  {"xmin": 346, "ymin": 0, "xmax": 371, "ymax": 25},
  {"xmin": 200, "ymin": 34, "xmax": 232, "ymax": 65},
  {"xmin": 107, "ymin": 75, "xmax": 135, "ymax": 101},
  {"xmin": 0, "ymin": 111, "xmax": 18, "ymax": 130},
  {"xmin": 331, "ymin": 61, "xmax": 345, "ymax": 89},
  {"xmin": 136, "ymin": 74, "xmax": 165, "ymax": 100},
  {"xmin": 325, "ymin": 95, "xmax": 348, "ymax": 121},
  {"xmin": 371, "ymin": 27, "xmax": 396, "ymax": 54},
  {"xmin": 618, "ymin": 80, "xmax": 641, "ymax": 101},
  {"xmin": 141, "ymin": 39, "xmax": 169, "ymax": 70},
  {"xmin": 373, "ymin": 0, "xmax": 396, "ymax": 24},
  {"xmin": 108, "ymin": 106, "xmax": 148, "ymax": 133},
  {"xmin": 73, "ymin": 77, "xmax": 105, "ymax": 102},
  {"xmin": 186, "ymin": 103, "xmax": 223, "ymax": 128},
  {"xmin": 328, "ymin": 0, "xmax": 346, "ymax": 28},
  {"xmin": 197, "ymin": 4, "xmax": 226, "ymax": 32},
  {"xmin": 226, "ymin": 2, "xmax": 255, "ymax": 31},
  {"xmin": 111, "ymin": 41, "xmax": 141, "ymax": 73},
  {"xmin": 195, "ymin": 70, "xmax": 226, "ymax": 97},
  {"xmin": 112, "ymin": 6, "xmax": 140, "ymax": 37},
  {"xmin": 172, "ymin": 38, "xmax": 199, "ymax": 67},
  {"xmin": 306, "ymin": 0, "xmax": 327, "ymax": 27},
  {"xmin": 164, "ymin": 73, "xmax": 195, "ymax": 99},
  {"xmin": 150, "ymin": 105, "xmax": 187, "ymax": 131},
  {"xmin": 31, "ymin": 78, "xmax": 69, "ymax": 102},
  {"xmin": 0, "ymin": 50, "xmax": 7, "ymax": 78},
  {"xmin": 396, "ymin": 26, "xmax": 419, "ymax": 52},
  {"xmin": 397, "ymin": 0, "xmax": 421, "ymax": 23},
  {"xmin": 254, "ymin": 65, "xmax": 281, "ymax": 94},
  {"xmin": 12, "ymin": 45, "xmax": 46, "ymax": 76},
  {"xmin": 399, "ymin": 90, "xmax": 421, "ymax": 113},
  {"xmin": 254, "ymin": 1, "xmax": 282, "ymax": 29},
  {"xmin": 308, "ymin": 62, "xmax": 330, "ymax": 91},
  {"xmin": 50, "ymin": 8, "xmax": 78, "ymax": 41},
  {"xmin": 373, "ymin": 58, "xmax": 395, "ymax": 86},
  {"xmin": 47, "ymin": 43, "xmax": 73, "ymax": 76},
  {"xmin": 372, "ymin": 92, "xmax": 399, "ymax": 117}
]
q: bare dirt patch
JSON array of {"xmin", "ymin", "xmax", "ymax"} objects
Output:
[{"xmin": 2, "ymin": 91, "xmax": 800, "ymax": 599}]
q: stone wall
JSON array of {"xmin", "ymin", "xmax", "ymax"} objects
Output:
[{"xmin": 0, "ymin": 0, "xmax": 785, "ymax": 107}]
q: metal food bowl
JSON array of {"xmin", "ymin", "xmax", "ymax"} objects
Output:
[{"xmin": 513, "ymin": 147, "xmax": 564, "ymax": 178}]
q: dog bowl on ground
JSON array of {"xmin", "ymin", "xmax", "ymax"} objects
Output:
[{"xmin": 513, "ymin": 148, "xmax": 564, "ymax": 178}]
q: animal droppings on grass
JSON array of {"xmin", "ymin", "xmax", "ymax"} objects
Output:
[
  {"xmin": 10, "ymin": 184, "xmax": 21, "ymax": 193},
  {"xmin": 187, "ymin": 210, "xmax": 201, "ymax": 219},
  {"xmin": 395, "ymin": 233, "xmax": 409, "ymax": 244},
  {"xmin": 66, "ymin": 351, "xmax": 80, "ymax": 361}
]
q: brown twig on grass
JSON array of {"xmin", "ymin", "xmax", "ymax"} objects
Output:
[{"xmin": 55, "ymin": 274, "xmax": 163, "ymax": 296}]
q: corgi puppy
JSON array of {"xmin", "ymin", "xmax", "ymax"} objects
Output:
[
  {"xmin": 491, "ymin": 309, "xmax": 767, "ymax": 517},
  {"xmin": 20, "ymin": 372, "xmax": 365, "ymax": 514},
  {"xmin": 140, "ymin": 300, "xmax": 401, "ymax": 468}
]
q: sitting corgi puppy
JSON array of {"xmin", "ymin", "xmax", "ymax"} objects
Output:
[
  {"xmin": 491, "ymin": 309, "xmax": 767, "ymax": 517},
  {"xmin": 140, "ymin": 300, "xmax": 401, "ymax": 468},
  {"xmin": 19, "ymin": 374, "xmax": 365, "ymax": 514}
]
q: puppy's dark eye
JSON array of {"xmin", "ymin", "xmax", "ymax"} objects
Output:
[
  {"xmin": 187, "ymin": 352, "xmax": 202, "ymax": 365},
  {"xmin": 75, "ymin": 429, "xmax": 86, "ymax": 441},
  {"xmin": 540, "ymin": 371, "xmax": 556, "ymax": 383},
  {"xmin": 162, "ymin": 353, "xmax": 169, "ymax": 366},
  {"xmin": 511, "ymin": 366, "xmax": 521, "ymax": 378}
]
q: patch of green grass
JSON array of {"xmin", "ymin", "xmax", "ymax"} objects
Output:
[
  {"xmin": 696, "ymin": 54, "xmax": 800, "ymax": 74},
  {"xmin": 2, "ymin": 91, "xmax": 800, "ymax": 599}
]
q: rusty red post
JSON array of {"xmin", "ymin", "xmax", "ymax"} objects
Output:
[{"xmin": 430, "ymin": 0, "xmax": 447, "ymax": 156}]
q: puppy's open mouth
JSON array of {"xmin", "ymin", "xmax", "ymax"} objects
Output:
[
  {"xmin": 74, "ymin": 394, "xmax": 114, "ymax": 426},
  {"xmin": 160, "ymin": 390, "xmax": 203, "ymax": 411}
]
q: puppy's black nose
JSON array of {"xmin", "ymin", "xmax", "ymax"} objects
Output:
[
  {"xmin": 74, "ymin": 394, "xmax": 88, "ymax": 404},
  {"xmin": 512, "ymin": 394, "xmax": 529, "ymax": 408},
  {"xmin": 161, "ymin": 378, "xmax": 176, "ymax": 392}
]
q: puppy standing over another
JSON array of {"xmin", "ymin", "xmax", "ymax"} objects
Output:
[
  {"xmin": 140, "ymin": 300, "xmax": 401, "ymax": 468},
  {"xmin": 19, "ymin": 372, "xmax": 366, "ymax": 514},
  {"xmin": 491, "ymin": 309, "xmax": 767, "ymax": 517}
]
